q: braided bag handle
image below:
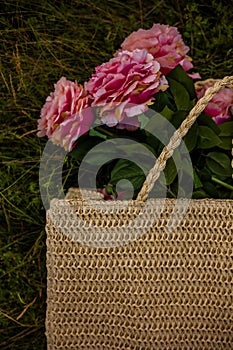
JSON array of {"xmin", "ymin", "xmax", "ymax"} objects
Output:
[{"xmin": 137, "ymin": 76, "xmax": 233, "ymax": 202}]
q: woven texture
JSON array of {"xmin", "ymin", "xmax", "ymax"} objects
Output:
[{"xmin": 46, "ymin": 188, "xmax": 233, "ymax": 350}]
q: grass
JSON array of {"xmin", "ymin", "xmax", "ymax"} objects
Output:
[{"xmin": 0, "ymin": 0, "xmax": 232, "ymax": 348}]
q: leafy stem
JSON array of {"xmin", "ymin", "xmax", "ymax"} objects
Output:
[
  {"xmin": 211, "ymin": 176, "xmax": 233, "ymax": 191},
  {"xmin": 94, "ymin": 126, "xmax": 116, "ymax": 138}
]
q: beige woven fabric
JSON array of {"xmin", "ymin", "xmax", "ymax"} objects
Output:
[{"xmin": 46, "ymin": 189, "xmax": 233, "ymax": 350}]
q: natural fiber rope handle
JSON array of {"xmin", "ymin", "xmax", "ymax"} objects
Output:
[{"xmin": 137, "ymin": 75, "xmax": 233, "ymax": 202}]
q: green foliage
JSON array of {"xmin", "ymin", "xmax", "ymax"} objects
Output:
[
  {"xmin": 111, "ymin": 159, "xmax": 145, "ymax": 197},
  {"xmin": 70, "ymin": 64, "xmax": 232, "ymax": 200},
  {"xmin": 197, "ymin": 126, "xmax": 222, "ymax": 149},
  {"xmin": 99, "ymin": 66, "xmax": 232, "ymax": 199},
  {"xmin": 0, "ymin": 0, "xmax": 232, "ymax": 348}
]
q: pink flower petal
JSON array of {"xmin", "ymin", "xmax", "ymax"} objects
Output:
[
  {"xmin": 196, "ymin": 81, "xmax": 233, "ymax": 125},
  {"xmin": 85, "ymin": 49, "xmax": 168, "ymax": 128},
  {"xmin": 120, "ymin": 23, "xmax": 195, "ymax": 76},
  {"xmin": 37, "ymin": 77, "xmax": 93, "ymax": 150}
]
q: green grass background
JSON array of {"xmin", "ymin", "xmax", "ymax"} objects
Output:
[{"xmin": 0, "ymin": 0, "xmax": 232, "ymax": 348}]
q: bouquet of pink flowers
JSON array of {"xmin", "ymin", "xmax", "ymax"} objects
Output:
[{"xmin": 37, "ymin": 23, "xmax": 233, "ymax": 200}]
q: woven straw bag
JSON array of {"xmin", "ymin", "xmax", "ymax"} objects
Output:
[{"xmin": 46, "ymin": 77, "xmax": 233, "ymax": 349}]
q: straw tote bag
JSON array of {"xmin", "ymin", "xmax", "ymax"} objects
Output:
[{"xmin": 46, "ymin": 76, "xmax": 233, "ymax": 349}]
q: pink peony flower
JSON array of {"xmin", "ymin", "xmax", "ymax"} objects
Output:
[
  {"xmin": 98, "ymin": 187, "xmax": 116, "ymax": 200},
  {"xmin": 120, "ymin": 23, "xmax": 197, "ymax": 76},
  {"xmin": 37, "ymin": 77, "xmax": 93, "ymax": 150},
  {"xmin": 196, "ymin": 81, "xmax": 233, "ymax": 125},
  {"xmin": 85, "ymin": 49, "xmax": 168, "ymax": 127},
  {"xmin": 98, "ymin": 185, "xmax": 126, "ymax": 200},
  {"xmin": 51, "ymin": 107, "xmax": 94, "ymax": 151}
]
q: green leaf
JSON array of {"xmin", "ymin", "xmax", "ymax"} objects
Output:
[
  {"xmin": 202, "ymin": 181, "xmax": 219, "ymax": 198},
  {"xmin": 69, "ymin": 136, "xmax": 103, "ymax": 163},
  {"xmin": 178, "ymin": 154, "xmax": 194, "ymax": 178},
  {"xmin": 197, "ymin": 126, "xmax": 222, "ymax": 149},
  {"xmin": 192, "ymin": 190, "xmax": 209, "ymax": 199},
  {"xmin": 160, "ymin": 105, "xmax": 174, "ymax": 121},
  {"xmin": 145, "ymin": 133, "xmax": 161, "ymax": 154},
  {"xmin": 115, "ymin": 142, "xmax": 156, "ymax": 170},
  {"xmin": 151, "ymin": 178, "xmax": 168, "ymax": 198},
  {"xmin": 167, "ymin": 65, "xmax": 196, "ymax": 99},
  {"xmin": 218, "ymin": 121, "xmax": 233, "ymax": 136},
  {"xmin": 80, "ymin": 145, "xmax": 117, "ymax": 166},
  {"xmin": 163, "ymin": 158, "xmax": 177, "ymax": 185},
  {"xmin": 110, "ymin": 159, "xmax": 145, "ymax": 192},
  {"xmin": 193, "ymin": 170, "xmax": 203, "ymax": 189},
  {"xmin": 197, "ymin": 113, "xmax": 220, "ymax": 134},
  {"xmin": 138, "ymin": 113, "xmax": 150, "ymax": 129},
  {"xmin": 168, "ymin": 77, "xmax": 192, "ymax": 110},
  {"xmin": 206, "ymin": 152, "xmax": 232, "ymax": 177},
  {"xmin": 170, "ymin": 110, "xmax": 189, "ymax": 129},
  {"xmin": 183, "ymin": 122, "xmax": 198, "ymax": 152},
  {"xmin": 197, "ymin": 167, "xmax": 212, "ymax": 181},
  {"xmin": 144, "ymin": 114, "xmax": 170, "ymax": 149},
  {"xmin": 218, "ymin": 136, "xmax": 232, "ymax": 150},
  {"xmin": 150, "ymin": 89, "xmax": 176, "ymax": 112},
  {"xmin": 89, "ymin": 128, "xmax": 107, "ymax": 139},
  {"xmin": 145, "ymin": 112, "xmax": 168, "ymax": 132}
]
